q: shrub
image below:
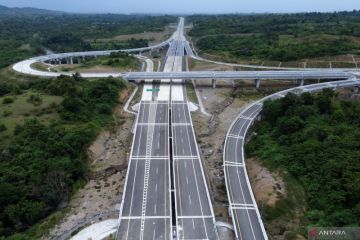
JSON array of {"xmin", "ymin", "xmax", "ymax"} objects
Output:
[
  {"xmin": 3, "ymin": 110, "xmax": 12, "ymax": 117},
  {"xmin": 0, "ymin": 124, "xmax": 6, "ymax": 132},
  {"xmin": 2, "ymin": 97, "xmax": 14, "ymax": 104},
  {"xmin": 27, "ymin": 94, "xmax": 42, "ymax": 106}
]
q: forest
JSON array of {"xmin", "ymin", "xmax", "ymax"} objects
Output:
[
  {"xmin": 0, "ymin": 75, "xmax": 127, "ymax": 238},
  {"xmin": 0, "ymin": 13, "xmax": 176, "ymax": 68},
  {"xmin": 188, "ymin": 11, "xmax": 360, "ymax": 61},
  {"xmin": 246, "ymin": 89, "xmax": 360, "ymax": 231},
  {"xmin": 0, "ymin": 11, "xmax": 173, "ymax": 238}
]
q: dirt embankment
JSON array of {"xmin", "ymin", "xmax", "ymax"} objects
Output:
[
  {"xmin": 47, "ymin": 87, "xmax": 135, "ymax": 239},
  {"xmin": 247, "ymin": 158, "xmax": 286, "ymax": 207}
]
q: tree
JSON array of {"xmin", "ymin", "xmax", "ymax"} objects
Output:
[{"xmin": 4, "ymin": 201, "xmax": 46, "ymax": 230}]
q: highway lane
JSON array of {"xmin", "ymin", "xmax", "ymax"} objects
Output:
[
  {"xmin": 172, "ymin": 101, "xmax": 218, "ymax": 239},
  {"xmin": 117, "ymin": 100, "xmax": 171, "ymax": 240},
  {"xmin": 160, "ymin": 17, "xmax": 219, "ymax": 239},
  {"xmin": 116, "ymin": 27, "xmax": 186, "ymax": 238},
  {"xmin": 224, "ymin": 77, "xmax": 360, "ymax": 240},
  {"xmin": 168, "ymin": 18, "xmax": 218, "ymax": 239},
  {"xmin": 117, "ymin": 18, "xmax": 200, "ymax": 240},
  {"xmin": 117, "ymin": 31, "xmax": 177, "ymax": 240}
]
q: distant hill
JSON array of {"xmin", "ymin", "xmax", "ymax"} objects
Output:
[{"xmin": 0, "ymin": 4, "xmax": 65, "ymax": 16}]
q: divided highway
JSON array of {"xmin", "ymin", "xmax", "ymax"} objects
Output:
[
  {"xmin": 224, "ymin": 77, "xmax": 360, "ymax": 240},
  {"xmin": 117, "ymin": 18, "xmax": 218, "ymax": 239},
  {"xmin": 169, "ymin": 19, "xmax": 218, "ymax": 239},
  {"xmin": 10, "ymin": 16, "xmax": 360, "ymax": 240}
]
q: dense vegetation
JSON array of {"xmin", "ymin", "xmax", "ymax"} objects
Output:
[
  {"xmin": 0, "ymin": 12, "xmax": 175, "ymax": 67},
  {"xmin": 247, "ymin": 89, "xmax": 360, "ymax": 229},
  {"xmin": 188, "ymin": 11, "xmax": 360, "ymax": 61},
  {"xmin": 80, "ymin": 52, "xmax": 140, "ymax": 69},
  {"xmin": 195, "ymin": 34, "xmax": 360, "ymax": 62},
  {"xmin": 0, "ymin": 75, "xmax": 127, "ymax": 238}
]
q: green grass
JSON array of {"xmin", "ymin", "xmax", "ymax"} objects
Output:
[
  {"xmin": 30, "ymin": 62, "xmax": 52, "ymax": 72},
  {"xmin": 131, "ymin": 84, "xmax": 143, "ymax": 105},
  {"xmin": 79, "ymin": 53, "xmax": 140, "ymax": 71},
  {"xmin": 185, "ymin": 81, "xmax": 198, "ymax": 104},
  {"xmin": 0, "ymin": 91, "xmax": 62, "ymax": 145}
]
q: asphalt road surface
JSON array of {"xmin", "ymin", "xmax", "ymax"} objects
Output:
[
  {"xmin": 172, "ymin": 101, "xmax": 218, "ymax": 239},
  {"xmin": 117, "ymin": 101, "xmax": 171, "ymax": 240},
  {"xmin": 117, "ymin": 17, "xmax": 219, "ymax": 239},
  {"xmin": 224, "ymin": 77, "xmax": 360, "ymax": 240}
]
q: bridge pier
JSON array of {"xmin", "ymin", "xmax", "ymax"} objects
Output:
[
  {"xmin": 212, "ymin": 79, "xmax": 216, "ymax": 89},
  {"xmin": 254, "ymin": 79, "xmax": 261, "ymax": 89},
  {"xmin": 298, "ymin": 79, "xmax": 304, "ymax": 86},
  {"xmin": 354, "ymin": 86, "xmax": 359, "ymax": 93}
]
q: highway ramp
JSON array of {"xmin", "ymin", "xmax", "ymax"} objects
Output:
[{"xmin": 224, "ymin": 77, "xmax": 360, "ymax": 240}]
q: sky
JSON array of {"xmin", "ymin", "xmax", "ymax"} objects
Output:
[{"xmin": 0, "ymin": 0, "xmax": 359, "ymax": 14}]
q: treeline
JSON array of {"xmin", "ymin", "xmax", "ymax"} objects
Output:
[
  {"xmin": 188, "ymin": 11, "xmax": 360, "ymax": 61},
  {"xmin": 247, "ymin": 89, "xmax": 360, "ymax": 227},
  {"xmin": 90, "ymin": 38, "xmax": 149, "ymax": 51},
  {"xmin": 188, "ymin": 11, "xmax": 360, "ymax": 37},
  {"xmin": 0, "ymin": 75, "xmax": 126, "ymax": 237},
  {"xmin": 196, "ymin": 34, "xmax": 360, "ymax": 61},
  {"xmin": 0, "ymin": 14, "xmax": 176, "ymax": 68}
]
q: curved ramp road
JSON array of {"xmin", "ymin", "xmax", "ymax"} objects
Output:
[
  {"xmin": 12, "ymin": 38, "xmax": 172, "ymax": 77},
  {"xmin": 224, "ymin": 77, "xmax": 360, "ymax": 240}
]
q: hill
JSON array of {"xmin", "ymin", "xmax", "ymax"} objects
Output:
[{"xmin": 0, "ymin": 4, "xmax": 65, "ymax": 16}]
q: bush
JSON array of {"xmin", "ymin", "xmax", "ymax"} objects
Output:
[
  {"xmin": 2, "ymin": 97, "xmax": 14, "ymax": 104},
  {"xmin": 3, "ymin": 110, "xmax": 12, "ymax": 117},
  {"xmin": 27, "ymin": 94, "xmax": 42, "ymax": 106},
  {"xmin": 59, "ymin": 77, "xmax": 125, "ymax": 121},
  {"xmin": 0, "ymin": 83, "xmax": 11, "ymax": 97},
  {"xmin": 0, "ymin": 118, "xmax": 95, "ymax": 235},
  {"xmin": 0, "ymin": 123, "xmax": 6, "ymax": 132},
  {"xmin": 97, "ymin": 104, "xmax": 112, "ymax": 114}
]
